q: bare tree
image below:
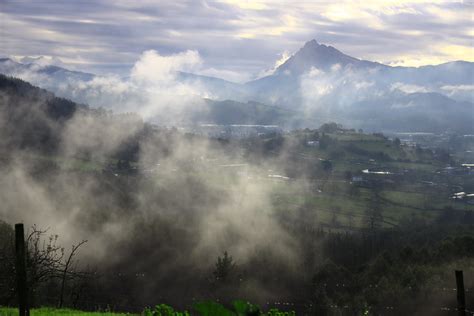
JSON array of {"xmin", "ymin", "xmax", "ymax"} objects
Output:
[
  {"xmin": 2, "ymin": 225, "xmax": 90, "ymax": 308},
  {"xmin": 58, "ymin": 240, "xmax": 87, "ymax": 308},
  {"xmin": 26, "ymin": 226, "xmax": 65, "ymax": 294}
]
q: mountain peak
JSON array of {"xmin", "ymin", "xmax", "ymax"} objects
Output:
[
  {"xmin": 274, "ymin": 39, "xmax": 384, "ymax": 76},
  {"xmin": 303, "ymin": 39, "xmax": 319, "ymax": 48}
]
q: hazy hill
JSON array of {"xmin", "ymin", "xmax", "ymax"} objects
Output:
[
  {"xmin": 248, "ymin": 40, "xmax": 473, "ymax": 96},
  {"xmin": 245, "ymin": 40, "xmax": 473, "ymax": 132},
  {"xmin": 0, "ymin": 57, "xmax": 94, "ymax": 83},
  {"xmin": 347, "ymin": 91, "xmax": 474, "ymax": 133},
  {"xmin": 0, "ymin": 74, "xmax": 81, "ymax": 153},
  {"xmin": 192, "ymin": 99, "xmax": 302, "ymax": 126}
]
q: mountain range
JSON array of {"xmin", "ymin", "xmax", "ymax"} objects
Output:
[{"xmin": 1, "ymin": 39, "xmax": 472, "ymax": 133}]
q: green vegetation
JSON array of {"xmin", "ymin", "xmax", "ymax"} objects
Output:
[
  {"xmin": 0, "ymin": 307, "xmax": 134, "ymax": 316},
  {"xmin": 1, "ymin": 76, "xmax": 473, "ymax": 315},
  {"xmin": 0, "ymin": 301, "xmax": 295, "ymax": 316}
]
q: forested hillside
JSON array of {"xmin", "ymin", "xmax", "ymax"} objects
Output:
[{"xmin": 0, "ymin": 78, "xmax": 473, "ymax": 315}]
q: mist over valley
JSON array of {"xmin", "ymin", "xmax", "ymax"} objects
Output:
[{"xmin": 0, "ymin": 1, "xmax": 473, "ymax": 315}]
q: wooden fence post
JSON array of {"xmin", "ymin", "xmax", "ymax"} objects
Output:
[
  {"xmin": 455, "ymin": 270, "xmax": 466, "ymax": 316},
  {"xmin": 15, "ymin": 223, "xmax": 29, "ymax": 316}
]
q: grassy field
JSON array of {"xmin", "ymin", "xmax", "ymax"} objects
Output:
[
  {"xmin": 0, "ymin": 303, "xmax": 295, "ymax": 316},
  {"xmin": 270, "ymin": 175, "xmax": 464, "ymax": 229},
  {"xmin": 0, "ymin": 308, "xmax": 136, "ymax": 316}
]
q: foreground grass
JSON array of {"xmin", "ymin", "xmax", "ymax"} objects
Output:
[
  {"xmin": 0, "ymin": 302, "xmax": 296, "ymax": 316},
  {"xmin": 0, "ymin": 307, "xmax": 136, "ymax": 316}
]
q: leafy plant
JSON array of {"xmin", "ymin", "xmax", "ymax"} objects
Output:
[
  {"xmin": 232, "ymin": 300, "xmax": 260, "ymax": 316},
  {"xmin": 192, "ymin": 300, "xmax": 294, "ymax": 316},
  {"xmin": 143, "ymin": 304, "xmax": 189, "ymax": 316},
  {"xmin": 193, "ymin": 301, "xmax": 234, "ymax": 316},
  {"xmin": 264, "ymin": 309, "xmax": 296, "ymax": 316}
]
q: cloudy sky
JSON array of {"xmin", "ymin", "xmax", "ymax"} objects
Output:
[{"xmin": 1, "ymin": 0, "xmax": 472, "ymax": 82}]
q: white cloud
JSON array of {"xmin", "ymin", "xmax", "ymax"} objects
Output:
[
  {"xmin": 391, "ymin": 100, "xmax": 415, "ymax": 108},
  {"xmin": 441, "ymin": 84, "xmax": 474, "ymax": 92},
  {"xmin": 355, "ymin": 81, "xmax": 375, "ymax": 90},
  {"xmin": 257, "ymin": 50, "xmax": 292, "ymax": 78},
  {"xmin": 439, "ymin": 84, "xmax": 474, "ymax": 102},
  {"xmin": 274, "ymin": 51, "xmax": 291, "ymax": 68},
  {"xmin": 6, "ymin": 49, "xmax": 217, "ymax": 123},
  {"xmin": 198, "ymin": 67, "xmax": 251, "ymax": 83},
  {"xmin": 391, "ymin": 82, "xmax": 430, "ymax": 94},
  {"xmin": 131, "ymin": 50, "xmax": 202, "ymax": 83},
  {"xmin": 331, "ymin": 63, "xmax": 342, "ymax": 72},
  {"xmin": 307, "ymin": 67, "xmax": 325, "ymax": 78}
]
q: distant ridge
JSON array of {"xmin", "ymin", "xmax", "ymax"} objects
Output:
[{"xmin": 0, "ymin": 40, "xmax": 472, "ymax": 133}]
